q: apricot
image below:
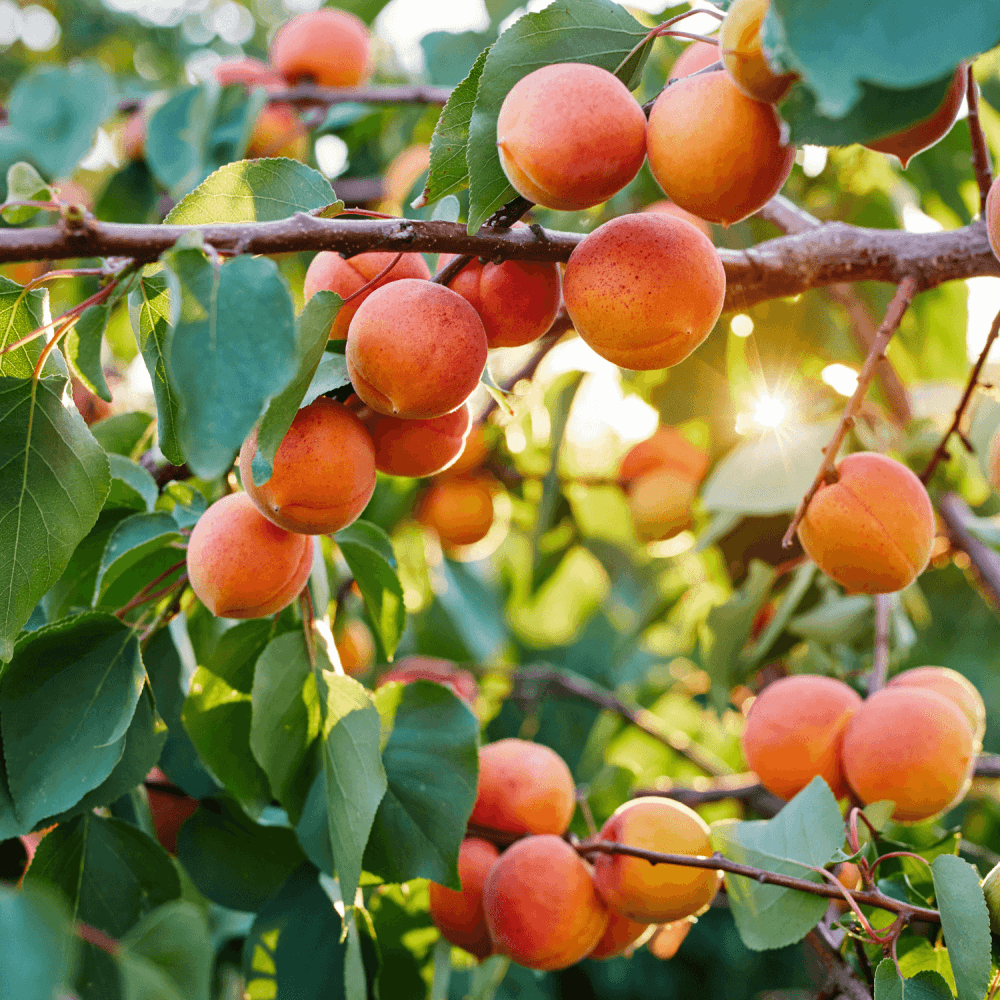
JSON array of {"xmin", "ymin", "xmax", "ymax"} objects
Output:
[
  {"xmin": 121, "ymin": 111, "xmax": 146, "ymax": 161},
  {"xmin": 146, "ymin": 769, "xmax": 199, "ymax": 855},
  {"xmin": 304, "ymin": 250, "xmax": 431, "ymax": 341},
  {"xmin": 642, "ymin": 199, "xmax": 712, "ymax": 239},
  {"xmin": 346, "ymin": 280, "xmax": 488, "ymax": 418},
  {"xmin": 841, "ymin": 686, "xmax": 976, "ymax": 822},
  {"xmin": 646, "ymin": 70, "xmax": 795, "ymax": 225},
  {"xmin": 592, "ymin": 797, "xmax": 721, "ymax": 923},
  {"xmin": 796, "ymin": 452, "xmax": 935, "ymax": 594},
  {"xmin": 647, "ymin": 919, "xmax": 693, "ymax": 960},
  {"xmin": 417, "ymin": 475, "xmax": 495, "ymax": 548},
  {"xmin": 375, "ymin": 656, "xmax": 479, "ymax": 709},
  {"xmin": 335, "ymin": 619, "xmax": 375, "ymax": 677},
  {"xmin": 437, "ymin": 425, "xmax": 490, "ymax": 479},
  {"xmin": 496, "ymin": 63, "xmax": 647, "ymax": 211},
  {"xmin": 380, "ymin": 144, "xmax": 431, "ymax": 214},
  {"xmin": 588, "ymin": 911, "xmax": 650, "ymax": 960},
  {"xmin": 482, "ymin": 834, "xmax": 609, "ymax": 971},
  {"xmin": 619, "ymin": 427, "xmax": 709, "ymax": 487},
  {"xmin": 270, "ymin": 8, "xmax": 371, "ymax": 88},
  {"xmin": 740, "ymin": 675, "xmax": 862, "ymax": 800},
  {"xmin": 361, "ymin": 403, "xmax": 472, "ymax": 478},
  {"xmin": 865, "ymin": 66, "xmax": 967, "ymax": 168},
  {"xmin": 830, "ymin": 861, "xmax": 863, "ymax": 914},
  {"xmin": 71, "ymin": 377, "xmax": 113, "ymax": 426},
  {"xmin": 670, "ymin": 41, "xmax": 722, "ymax": 79},
  {"xmin": 429, "ymin": 837, "xmax": 499, "ymax": 960},
  {"xmin": 627, "ymin": 470, "xmax": 699, "ymax": 542},
  {"xmin": 239, "ymin": 397, "xmax": 376, "ymax": 534},
  {"xmin": 245, "ymin": 104, "xmax": 309, "ymax": 161},
  {"xmin": 563, "ymin": 213, "xmax": 725, "ymax": 370},
  {"xmin": 213, "ymin": 57, "xmax": 282, "ymax": 89},
  {"xmin": 886, "ymin": 667, "xmax": 986, "ymax": 744},
  {"xmin": 719, "ymin": 0, "xmax": 798, "ymax": 103},
  {"xmin": 469, "ymin": 738, "xmax": 575, "ymax": 837},
  {"xmin": 186, "ymin": 491, "xmax": 313, "ymax": 618}
]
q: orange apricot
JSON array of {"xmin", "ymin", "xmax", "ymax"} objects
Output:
[
  {"xmin": 71, "ymin": 377, "xmax": 113, "ymax": 426},
  {"xmin": 270, "ymin": 8, "xmax": 371, "ymax": 88},
  {"xmin": 865, "ymin": 66, "xmax": 967, "ymax": 168},
  {"xmin": 619, "ymin": 427, "xmax": 709, "ymax": 487},
  {"xmin": 719, "ymin": 0, "xmax": 798, "ymax": 103},
  {"xmin": 361, "ymin": 402, "xmax": 472, "ymax": 478},
  {"xmin": 886, "ymin": 667, "xmax": 986, "ymax": 744},
  {"xmin": 380, "ymin": 144, "xmax": 431, "ymax": 214},
  {"xmin": 186, "ymin": 491, "xmax": 313, "ymax": 618},
  {"xmin": 987, "ymin": 177, "xmax": 1000, "ymax": 265},
  {"xmin": 376, "ymin": 656, "xmax": 479, "ymax": 709},
  {"xmin": 830, "ymin": 861, "xmax": 863, "ymax": 914},
  {"xmin": 239, "ymin": 397, "xmax": 376, "ymax": 535},
  {"xmin": 347, "ymin": 280, "xmax": 488, "ymax": 418},
  {"xmin": 627, "ymin": 470, "xmax": 699, "ymax": 542},
  {"xmin": 588, "ymin": 911, "xmax": 650, "ymax": 960},
  {"xmin": 496, "ymin": 62, "xmax": 647, "ymax": 211},
  {"xmin": 213, "ymin": 57, "xmax": 282, "ymax": 89},
  {"xmin": 563, "ymin": 212, "xmax": 725, "ymax": 370},
  {"xmin": 429, "ymin": 837, "xmax": 499, "ymax": 960},
  {"xmin": 841, "ymin": 686, "xmax": 976, "ymax": 822},
  {"xmin": 646, "ymin": 70, "xmax": 795, "ymax": 225},
  {"xmin": 796, "ymin": 452, "xmax": 935, "ymax": 594},
  {"xmin": 437, "ymin": 425, "xmax": 490, "ymax": 479},
  {"xmin": 482, "ymin": 834, "xmax": 609, "ymax": 971},
  {"xmin": 335, "ymin": 619, "xmax": 375, "ymax": 677},
  {"xmin": 642, "ymin": 199, "xmax": 713, "ymax": 239},
  {"xmin": 417, "ymin": 475, "xmax": 495, "ymax": 548},
  {"xmin": 469, "ymin": 738, "xmax": 575, "ymax": 837},
  {"xmin": 592, "ymin": 797, "xmax": 721, "ymax": 923},
  {"xmin": 304, "ymin": 251, "xmax": 431, "ymax": 341},
  {"xmin": 647, "ymin": 919, "xmax": 693, "ymax": 960},
  {"xmin": 670, "ymin": 41, "xmax": 722, "ymax": 79},
  {"xmin": 245, "ymin": 103, "xmax": 309, "ymax": 160},
  {"xmin": 739, "ymin": 674, "xmax": 862, "ymax": 800},
  {"xmin": 121, "ymin": 111, "xmax": 146, "ymax": 162}
]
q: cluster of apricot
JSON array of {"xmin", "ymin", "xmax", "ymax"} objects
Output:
[
  {"xmin": 741, "ymin": 666, "xmax": 985, "ymax": 822},
  {"xmin": 428, "ymin": 738, "xmax": 720, "ymax": 970}
]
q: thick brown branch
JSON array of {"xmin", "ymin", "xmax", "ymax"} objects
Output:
[
  {"xmin": 806, "ymin": 926, "xmax": 873, "ymax": 1000},
  {"xmin": 966, "ymin": 67, "xmax": 994, "ymax": 216}
]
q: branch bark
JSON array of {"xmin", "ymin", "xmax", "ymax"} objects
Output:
[
  {"xmin": 936, "ymin": 492, "xmax": 1000, "ymax": 611},
  {"xmin": 806, "ymin": 926, "xmax": 874, "ymax": 1000}
]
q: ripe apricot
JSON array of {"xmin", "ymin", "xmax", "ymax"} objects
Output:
[
  {"xmin": 670, "ymin": 41, "xmax": 722, "ymax": 79},
  {"xmin": 437, "ymin": 425, "xmax": 490, "ymax": 479},
  {"xmin": 592, "ymin": 797, "xmax": 721, "ymax": 923},
  {"xmin": 270, "ymin": 8, "xmax": 371, "ymax": 88},
  {"xmin": 346, "ymin": 280, "xmax": 488, "ymax": 418},
  {"xmin": 619, "ymin": 427, "xmax": 709, "ymax": 487},
  {"xmin": 482, "ymin": 834, "xmax": 609, "ymax": 971},
  {"xmin": 417, "ymin": 475, "xmax": 495, "ymax": 548},
  {"xmin": 865, "ymin": 66, "xmax": 967, "ymax": 168},
  {"xmin": 496, "ymin": 62, "xmax": 647, "ymax": 211},
  {"xmin": 719, "ymin": 0, "xmax": 798, "ymax": 103},
  {"xmin": 563, "ymin": 213, "xmax": 725, "ymax": 370},
  {"xmin": 588, "ymin": 911, "xmax": 650, "ymax": 960},
  {"xmin": 841, "ymin": 686, "xmax": 976, "ymax": 822},
  {"xmin": 335, "ymin": 619, "xmax": 375, "ymax": 677},
  {"xmin": 470, "ymin": 738, "xmax": 575, "ymax": 836},
  {"xmin": 121, "ymin": 111, "xmax": 146, "ymax": 161},
  {"xmin": 429, "ymin": 837, "xmax": 499, "ymax": 960},
  {"xmin": 71, "ymin": 377, "xmax": 113, "ymax": 426},
  {"xmin": 379, "ymin": 144, "xmax": 430, "ymax": 214},
  {"xmin": 214, "ymin": 57, "xmax": 282, "ymax": 88},
  {"xmin": 886, "ymin": 667, "xmax": 986, "ymax": 744},
  {"xmin": 304, "ymin": 251, "xmax": 431, "ymax": 341},
  {"xmin": 740, "ymin": 675, "xmax": 862, "ymax": 800},
  {"xmin": 642, "ymin": 199, "xmax": 712, "ymax": 239},
  {"xmin": 646, "ymin": 71, "xmax": 795, "ymax": 225},
  {"xmin": 186, "ymin": 491, "xmax": 313, "ymax": 618},
  {"xmin": 647, "ymin": 919, "xmax": 692, "ymax": 960},
  {"xmin": 146, "ymin": 769, "xmax": 199, "ymax": 855},
  {"xmin": 375, "ymin": 656, "xmax": 479, "ymax": 709},
  {"xmin": 627, "ymin": 471, "xmax": 699, "ymax": 542},
  {"xmin": 986, "ymin": 177, "xmax": 1000, "ymax": 264},
  {"xmin": 361, "ymin": 403, "xmax": 472, "ymax": 478},
  {"xmin": 239, "ymin": 397, "xmax": 376, "ymax": 534},
  {"xmin": 830, "ymin": 861, "xmax": 863, "ymax": 914},
  {"xmin": 796, "ymin": 452, "xmax": 935, "ymax": 594}
]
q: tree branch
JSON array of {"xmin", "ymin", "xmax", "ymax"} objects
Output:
[
  {"xmin": 966, "ymin": 66, "xmax": 994, "ymax": 216},
  {"xmin": 806, "ymin": 926, "xmax": 874, "ymax": 1000},
  {"xmin": 633, "ymin": 775, "xmax": 783, "ymax": 818}
]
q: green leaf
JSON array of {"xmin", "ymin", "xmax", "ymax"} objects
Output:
[
  {"xmin": 91, "ymin": 411, "xmax": 155, "ymax": 457},
  {"xmin": 176, "ymin": 797, "xmax": 307, "ymax": 912},
  {"xmin": 432, "ymin": 557, "xmax": 509, "ymax": 663},
  {"xmin": 64, "ymin": 303, "xmax": 112, "ymax": 402},
  {"xmin": 466, "ymin": 0, "xmax": 650, "ymax": 232},
  {"xmin": 930, "ymin": 855, "xmax": 991, "ymax": 1000},
  {"xmin": 300, "ymin": 352, "xmax": 352, "ymax": 407},
  {"xmin": 166, "ymin": 158, "xmax": 339, "ymax": 225},
  {"xmin": 93, "ymin": 511, "xmax": 183, "ymax": 603},
  {"xmin": 711, "ymin": 777, "xmax": 843, "ymax": 950},
  {"xmin": 162, "ymin": 246, "xmax": 298, "ymax": 479},
  {"xmin": 145, "ymin": 86, "xmax": 217, "ymax": 197},
  {"xmin": 118, "ymin": 901, "xmax": 212, "ymax": 1000},
  {"xmin": 106, "ymin": 454, "xmax": 158, "ymax": 513},
  {"xmin": 2, "ymin": 161, "xmax": 53, "ymax": 224},
  {"xmin": 897, "ymin": 940, "xmax": 957, "ymax": 993},
  {"xmin": 0, "ymin": 275, "xmax": 59, "ymax": 378},
  {"xmin": 874, "ymin": 960, "xmax": 954, "ymax": 1000},
  {"xmin": 96, "ymin": 160, "xmax": 158, "ymax": 224},
  {"xmin": 335, "ymin": 520, "xmax": 406, "ymax": 658},
  {"xmin": 0, "ymin": 613, "xmax": 144, "ymax": 829},
  {"xmin": 253, "ymin": 291, "xmax": 343, "ymax": 485},
  {"xmin": 364, "ymin": 681, "xmax": 479, "ymax": 888},
  {"xmin": 6, "ymin": 64, "xmax": 115, "ymax": 178},
  {"xmin": 129, "ymin": 268, "xmax": 184, "ymax": 466},
  {"xmin": 0, "ymin": 884, "xmax": 77, "ymax": 1000}
]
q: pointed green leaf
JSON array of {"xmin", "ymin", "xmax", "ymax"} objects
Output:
[
  {"xmin": 93, "ymin": 511, "xmax": 183, "ymax": 603},
  {"xmin": 64, "ymin": 303, "xmax": 112, "ymax": 402},
  {"xmin": 106, "ymin": 454, "xmax": 158, "ymax": 512},
  {"xmin": 2, "ymin": 161, "xmax": 54, "ymax": 224},
  {"xmin": 0, "ymin": 884, "xmax": 77, "ymax": 1000},
  {"xmin": 930, "ymin": 854, "xmax": 991, "ymax": 1000},
  {"xmin": 874, "ymin": 960, "xmax": 954, "ymax": 1000},
  {"xmin": 300, "ymin": 352, "xmax": 351, "ymax": 407},
  {"xmin": 145, "ymin": 85, "xmax": 218, "ymax": 197},
  {"xmin": 0, "ymin": 275, "xmax": 58, "ymax": 378}
]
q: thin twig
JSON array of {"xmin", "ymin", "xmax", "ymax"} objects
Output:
[
  {"xmin": 782, "ymin": 276, "xmax": 919, "ymax": 548},
  {"xmin": 966, "ymin": 65, "xmax": 994, "ymax": 217},
  {"xmin": 340, "ymin": 251, "xmax": 404, "ymax": 304},
  {"xmin": 76, "ymin": 922, "xmax": 120, "ymax": 956},
  {"xmin": 432, "ymin": 254, "xmax": 474, "ymax": 286},
  {"xmin": 936, "ymin": 493, "xmax": 1000, "ymax": 611},
  {"xmin": 868, "ymin": 594, "xmax": 891, "ymax": 695},
  {"xmin": 634, "ymin": 776, "xmax": 783, "ymax": 818}
]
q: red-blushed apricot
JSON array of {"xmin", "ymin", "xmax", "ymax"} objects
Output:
[
  {"xmin": 841, "ymin": 686, "xmax": 976, "ymax": 822},
  {"xmin": 796, "ymin": 452, "xmax": 935, "ymax": 594},
  {"xmin": 739, "ymin": 675, "xmax": 862, "ymax": 800},
  {"xmin": 146, "ymin": 768, "xmax": 199, "ymax": 855},
  {"xmin": 270, "ymin": 8, "xmax": 371, "ymax": 88},
  {"xmin": 670, "ymin": 41, "xmax": 722, "ymax": 79},
  {"xmin": 347, "ymin": 280, "xmax": 488, "ymax": 418},
  {"xmin": 719, "ymin": 0, "xmax": 798, "ymax": 103},
  {"xmin": 375, "ymin": 656, "xmax": 479, "ymax": 709},
  {"xmin": 2, "ymin": 261, "xmax": 46, "ymax": 286},
  {"xmin": 470, "ymin": 738, "xmax": 575, "ymax": 836},
  {"xmin": 335, "ymin": 619, "xmax": 375, "ymax": 677},
  {"xmin": 496, "ymin": 63, "xmax": 647, "ymax": 211},
  {"xmin": 187, "ymin": 492, "xmax": 313, "ymax": 618},
  {"xmin": 642, "ymin": 199, "xmax": 713, "ymax": 239},
  {"xmin": 647, "ymin": 919, "xmax": 693, "ymax": 960},
  {"xmin": 71, "ymin": 377, "xmax": 113, "ymax": 426},
  {"xmin": 361, "ymin": 403, "xmax": 472, "ymax": 478},
  {"xmin": 437, "ymin": 425, "xmax": 490, "ymax": 479},
  {"xmin": 830, "ymin": 861, "xmax": 863, "ymax": 913},
  {"xmin": 417, "ymin": 474, "xmax": 495, "ymax": 548},
  {"xmin": 619, "ymin": 427, "xmax": 710, "ymax": 487},
  {"xmin": 380, "ymin": 144, "xmax": 431, "ymax": 214},
  {"xmin": 646, "ymin": 71, "xmax": 795, "ymax": 225},
  {"xmin": 865, "ymin": 66, "xmax": 967, "ymax": 167},
  {"xmin": 593, "ymin": 798, "xmax": 721, "ymax": 923},
  {"xmin": 886, "ymin": 667, "xmax": 986, "ymax": 745},
  {"xmin": 587, "ymin": 911, "xmax": 651, "ymax": 960},
  {"xmin": 429, "ymin": 837, "xmax": 499, "ymax": 961},
  {"xmin": 304, "ymin": 251, "xmax": 431, "ymax": 341},
  {"xmin": 245, "ymin": 104, "xmax": 309, "ymax": 160},
  {"xmin": 986, "ymin": 176, "xmax": 1000, "ymax": 264},
  {"xmin": 239, "ymin": 397, "xmax": 376, "ymax": 535},
  {"xmin": 121, "ymin": 111, "xmax": 146, "ymax": 161},
  {"xmin": 214, "ymin": 57, "xmax": 282, "ymax": 88},
  {"xmin": 627, "ymin": 470, "xmax": 699, "ymax": 542},
  {"xmin": 563, "ymin": 213, "xmax": 725, "ymax": 370},
  {"xmin": 483, "ymin": 835, "xmax": 609, "ymax": 971}
]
